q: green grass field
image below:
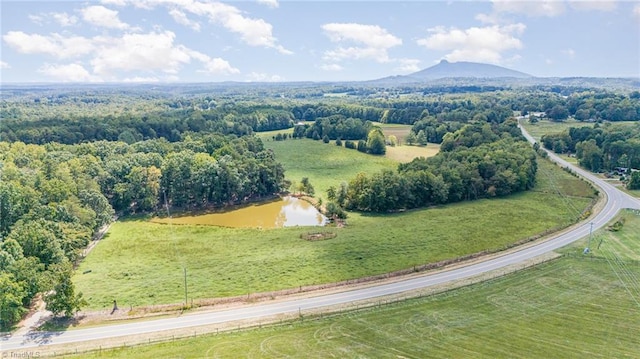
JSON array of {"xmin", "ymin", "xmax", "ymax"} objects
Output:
[
  {"xmin": 74, "ymin": 158, "xmax": 595, "ymax": 310},
  {"xmin": 521, "ymin": 119, "xmax": 595, "ymax": 141},
  {"xmin": 384, "ymin": 143, "xmax": 440, "ymax": 163},
  {"xmin": 74, "ymin": 210, "xmax": 640, "ymax": 358},
  {"xmin": 522, "ymin": 119, "xmax": 638, "ymax": 142},
  {"xmin": 263, "ymin": 139, "xmax": 398, "ymax": 200}
]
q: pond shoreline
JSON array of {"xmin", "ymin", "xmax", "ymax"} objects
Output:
[{"xmin": 150, "ymin": 194, "xmax": 328, "ymax": 228}]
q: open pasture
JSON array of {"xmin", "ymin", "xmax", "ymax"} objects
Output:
[
  {"xmin": 384, "ymin": 143, "xmax": 440, "ymax": 163},
  {"xmin": 521, "ymin": 119, "xmax": 594, "ymax": 141},
  {"xmin": 74, "ymin": 157, "xmax": 595, "ymax": 310},
  {"xmin": 263, "ymin": 139, "xmax": 397, "ymax": 200},
  {"xmin": 74, "ymin": 211, "xmax": 640, "ymax": 359}
]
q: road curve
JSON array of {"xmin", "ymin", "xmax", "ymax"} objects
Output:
[{"xmin": 2, "ymin": 124, "xmax": 639, "ymax": 352}]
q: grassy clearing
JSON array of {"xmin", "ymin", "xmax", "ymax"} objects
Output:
[
  {"xmin": 374, "ymin": 122, "xmax": 412, "ymax": 142},
  {"xmin": 384, "ymin": 144, "xmax": 440, "ymax": 163},
  {"xmin": 263, "ymin": 139, "xmax": 397, "ymax": 200},
  {"xmin": 521, "ymin": 119, "xmax": 594, "ymax": 141},
  {"xmin": 74, "ymin": 157, "xmax": 594, "ymax": 310},
  {"xmin": 74, "ymin": 212, "xmax": 640, "ymax": 359},
  {"xmin": 522, "ymin": 119, "xmax": 638, "ymax": 142}
]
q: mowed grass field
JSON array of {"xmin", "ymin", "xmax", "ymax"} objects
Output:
[
  {"xmin": 521, "ymin": 118, "xmax": 594, "ymax": 141},
  {"xmin": 521, "ymin": 119, "xmax": 639, "ymax": 142},
  {"xmin": 74, "ymin": 152, "xmax": 595, "ymax": 310},
  {"xmin": 263, "ymin": 139, "xmax": 397, "ymax": 200},
  {"xmin": 260, "ymin": 124, "xmax": 431, "ymax": 189},
  {"xmin": 74, "ymin": 211, "xmax": 640, "ymax": 358}
]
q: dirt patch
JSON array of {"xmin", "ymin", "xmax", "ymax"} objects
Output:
[{"xmin": 300, "ymin": 231, "xmax": 337, "ymax": 241}]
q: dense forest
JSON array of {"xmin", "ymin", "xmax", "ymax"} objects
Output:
[{"xmin": 2, "ymin": 86, "xmax": 639, "ymax": 146}]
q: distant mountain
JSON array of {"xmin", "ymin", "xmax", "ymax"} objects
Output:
[{"xmin": 371, "ymin": 60, "xmax": 533, "ymax": 84}]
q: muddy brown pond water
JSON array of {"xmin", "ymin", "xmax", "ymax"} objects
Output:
[{"xmin": 151, "ymin": 196, "xmax": 327, "ymax": 228}]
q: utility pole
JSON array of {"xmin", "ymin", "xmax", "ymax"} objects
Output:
[
  {"xmin": 184, "ymin": 267, "xmax": 188, "ymax": 306},
  {"xmin": 584, "ymin": 222, "xmax": 594, "ymax": 254}
]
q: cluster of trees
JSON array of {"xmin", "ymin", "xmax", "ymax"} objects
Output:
[
  {"xmin": 292, "ymin": 115, "xmax": 373, "ymax": 141},
  {"xmin": 291, "ymin": 116, "xmax": 386, "ymax": 155},
  {"xmin": 541, "ymin": 123, "xmax": 640, "ymax": 172},
  {"xmin": 336, "ymin": 123, "xmax": 537, "ymax": 212},
  {"xmin": 0, "ymin": 105, "xmax": 296, "ymax": 145},
  {"xmin": 0, "ymin": 134, "xmax": 286, "ymax": 329},
  {"xmin": 549, "ymin": 91, "xmax": 640, "ymax": 122}
]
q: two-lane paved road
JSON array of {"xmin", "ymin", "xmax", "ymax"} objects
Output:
[{"xmin": 2, "ymin": 124, "xmax": 639, "ymax": 353}]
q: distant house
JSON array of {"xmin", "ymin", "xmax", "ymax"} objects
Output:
[{"xmin": 613, "ymin": 167, "xmax": 628, "ymax": 175}]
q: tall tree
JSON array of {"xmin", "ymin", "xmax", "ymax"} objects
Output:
[{"xmin": 366, "ymin": 128, "xmax": 387, "ymax": 155}]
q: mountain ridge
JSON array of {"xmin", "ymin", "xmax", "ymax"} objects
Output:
[{"xmin": 371, "ymin": 60, "xmax": 533, "ymax": 84}]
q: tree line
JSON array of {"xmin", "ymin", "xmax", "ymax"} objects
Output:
[{"xmin": 3, "ymin": 89, "xmax": 638, "ymax": 147}]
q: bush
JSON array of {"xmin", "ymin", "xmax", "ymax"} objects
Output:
[
  {"xmin": 335, "ymin": 138, "xmax": 342, "ymax": 146},
  {"xmin": 345, "ymin": 140, "xmax": 356, "ymax": 149},
  {"xmin": 322, "ymin": 135, "xmax": 330, "ymax": 143},
  {"xmin": 325, "ymin": 201, "xmax": 348, "ymax": 219},
  {"xmin": 357, "ymin": 140, "xmax": 367, "ymax": 153}
]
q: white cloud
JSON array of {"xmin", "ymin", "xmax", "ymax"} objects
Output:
[
  {"xmin": 169, "ymin": 9, "xmax": 201, "ymax": 31},
  {"xmin": 395, "ymin": 58, "xmax": 421, "ymax": 73},
  {"xmin": 52, "ymin": 12, "xmax": 78, "ymax": 27},
  {"xmin": 1, "ymin": 61, "xmax": 11, "ymax": 69},
  {"xmin": 417, "ymin": 24, "xmax": 525, "ymax": 64},
  {"xmin": 321, "ymin": 23, "xmax": 402, "ymax": 63},
  {"xmin": 257, "ymin": 0, "xmax": 279, "ymax": 8},
  {"xmin": 475, "ymin": 13, "xmax": 499, "ymax": 24},
  {"xmin": 634, "ymin": 4, "xmax": 640, "ymax": 19},
  {"xmin": 88, "ymin": 31, "xmax": 239, "ymax": 77},
  {"xmin": 491, "ymin": 0, "xmax": 566, "ymax": 17},
  {"xmin": 3, "ymin": 31, "xmax": 94, "ymax": 59},
  {"xmin": 27, "ymin": 12, "xmax": 78, "ymax": 27},
  {"xmin": 562, "ymin": 48, "xmax": 576, "ymax": 58},
  {"xmin": 101, "ymin": 0, "xmax": 128, "ymax": 6},
  {"xmin": 81, "ymin": 5, "xmax": 130, "ymax": 30},
  {"xmin": 246, "ymin": 72, "xmax": 284, "ymax": 82},
  {"xmin": 127, "ymin": 0, "xmax": 291, "ymax": 54},
  {"xmin": 38, "ymin": 63, "xmax": 102, "ymax": 82},
  {"xmin": 3, "ymin": 28, "xmax": 238, "ymax": 80},
  {"xmin": 90, "ymin": 31, "xmax": 191, "ymax": 75},
  {"xmin": 28, "ymin": 14, "xmax": 44, "ymax": 25},
  {"xmin": 185, "ymin": 48, "xmax": 240, "ymax": 75},
  {"xmin": 569, "ymin": 0, "xmax": 616, "ymax": 12},
  {"xmin": 320, "ymin": 63, "xmax": 344, "ymax": 71},
  {"xmin": 199, "ymin": 57, "xmax": 240, "ymax": 75}
]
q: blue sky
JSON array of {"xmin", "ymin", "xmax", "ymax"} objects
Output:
[{"xmin": 1, "ymin": 0, "xmax": 639, "ymax": 83}]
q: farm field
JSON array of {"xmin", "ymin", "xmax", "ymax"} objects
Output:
[
  {"xmin": 263, "ymin": 139, "xmax": 398, "ymax": 200},
  {"xmin": 74, "ymin": 155, "xmax": 595, "ymax": 310},
  {"xmin": 521, "ymin": 118, "xmax": 594, "ymax": 141},
  {"xmin": 521, "ymin": 119, "xmax": 638, "ymax": 141},
  {"xmin": 73, "ymin": 210, "xmax": 640, "ymax": 358},
  {"xmin": 384, "ymin": 143, "xmax": 440, "ymax": 163}
]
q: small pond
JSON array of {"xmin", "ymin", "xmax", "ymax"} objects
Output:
[{"xmin": 152, "ymin": 196, "xmax": 327, "ymax": 229}]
